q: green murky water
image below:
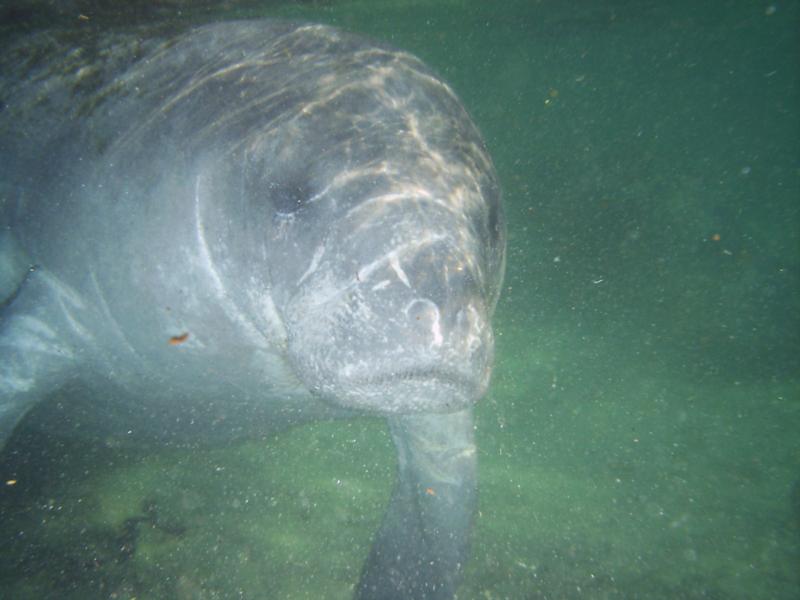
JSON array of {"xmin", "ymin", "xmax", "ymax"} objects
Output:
[{"xmin": 1, "ymin": 1, "xmax": 798, "ymax": 598}]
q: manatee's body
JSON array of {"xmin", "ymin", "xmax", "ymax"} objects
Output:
[{"xmin": 0, "ymin": 20, "xmax": 505, "ymax": 599}]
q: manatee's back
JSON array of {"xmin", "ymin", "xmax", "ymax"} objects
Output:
[
  {"xmin": 0, "ymin": 25, "xmax": 177, "ymax": 300},
  {"xmin": 0, "ymin": 20, "xmax": 431, "ymax": 281}
]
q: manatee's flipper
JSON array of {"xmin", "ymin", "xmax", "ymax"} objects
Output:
[
  {"xmin": 0, "ymin": 268, "xmax": 85, "ymax": 450},
  {"xmin": 357, "ymin": 409, "xmax": 476, "ymax": 600}
]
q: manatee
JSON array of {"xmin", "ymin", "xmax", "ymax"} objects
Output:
[{"xmin": 0, "ymin": 20, "xmax": 505, "ymax": 599}]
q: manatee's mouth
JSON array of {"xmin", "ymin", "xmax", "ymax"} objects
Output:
[
  {"xmin": 306, "ymin": 363, "xmax": 491, "ymax": 413},
  {"xmin": 349, "ymin": 367, "xmax": 480, "ymax": 393}
]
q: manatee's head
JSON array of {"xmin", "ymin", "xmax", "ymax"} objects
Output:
[{"xmin": 245, "ymin": 36, "xmax": 505, "ymax": 414}]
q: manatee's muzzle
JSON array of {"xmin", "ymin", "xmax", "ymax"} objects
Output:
[{"xmin": 284, "ymin": 228, "xmax": 496, "ymax": 413}]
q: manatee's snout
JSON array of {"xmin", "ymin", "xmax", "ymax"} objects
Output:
[
  {"xmin": 345, "ymin": 252, "xmax": 496, "ymax": 413},
  {"xmin": 405, "ymin": 298, "xmax": 490, "ymax": 360},
  {"xmin": 400, "ymin": 291, "xmax": 494, "ymax": 391},
  {"xmin": 391, "ymin": 240, "xmax": 494, "ymax": 376},
  {"xmin": 284, "ymin": 215, "xmax": 497, "ymax": 414}
]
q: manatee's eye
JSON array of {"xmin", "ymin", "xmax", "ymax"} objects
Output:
[
  {"xmin": 244, "ymin": 153, "xmax": 311, "ymax": 216},
  {"xmin": 269, "ymin": 179, "xmax": 310, "ymax": 215}
]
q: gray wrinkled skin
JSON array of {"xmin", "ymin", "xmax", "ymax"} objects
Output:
[{"xmin": 0, "ymin": 20, "xmax": 505, "ymax": 599}]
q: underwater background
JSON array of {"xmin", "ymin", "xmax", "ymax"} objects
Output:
[{"xmin": 1, "ymin": 1, "xmax": 798, "ymax": 598}]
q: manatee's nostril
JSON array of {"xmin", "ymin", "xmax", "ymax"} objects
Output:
[
  {"xmin": 405, "ymin": 298, "xmax": 443, "ymax": 347},
  {"xmin": 406, "ymin": 298, "xmax": 439, "ymax": 327}
]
